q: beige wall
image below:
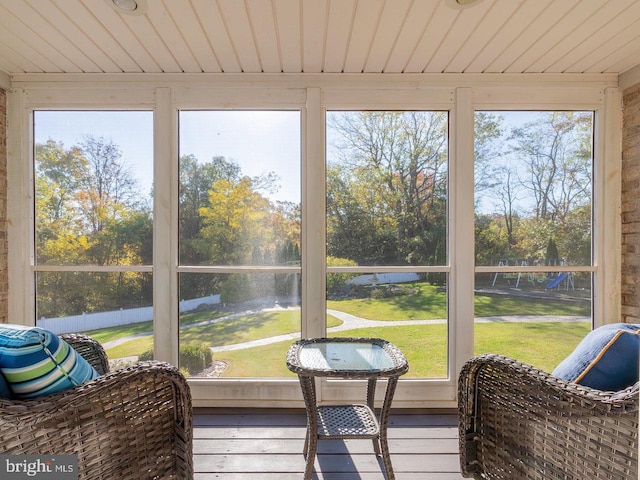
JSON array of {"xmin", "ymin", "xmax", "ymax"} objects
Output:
[
  {"xmin": 0, "ymin": 88, "xmax": 6, "ymax": 324},
  {"xmin": 622, "ymin": 83, "xmax": 640, "ymax": 323}
]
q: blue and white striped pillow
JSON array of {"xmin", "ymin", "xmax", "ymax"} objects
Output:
[
  {"xmin": 0, "ymin": 324, "xmax": 99, "ymax": 399},
  {"xmin": 0, "ymin": 371, "xmax": 11, "ymax": 398}
]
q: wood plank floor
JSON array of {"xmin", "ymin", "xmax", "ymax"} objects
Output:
[{"xmin": 193, "ymin": 409, "xmax": 466, "ymax": 480}]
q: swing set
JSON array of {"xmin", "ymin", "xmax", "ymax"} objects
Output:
[{"xmin": 491, "ymin": 258, "xmax": 574, "ymax": 290}]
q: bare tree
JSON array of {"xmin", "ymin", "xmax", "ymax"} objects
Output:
[
  {"xmin": 510, "ymin": 112, "xmax": 592, "ymax": 222},
  {"xmin": 77, "ymin": 135, "xmax": 138, "ymax": 233}
]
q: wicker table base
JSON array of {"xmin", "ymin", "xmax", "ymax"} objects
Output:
[
  {"xmin": 316, "ymin": 404, "xmax": 379, "ymax": 438},
  {"xmin": 287, "ymin": 338, "xmax": 409, "ymax": 480}
]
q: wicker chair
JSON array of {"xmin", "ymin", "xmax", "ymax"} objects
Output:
[
  {"xmin": 0, "ymin": 333, "xmax": 193, "ymax": 480},
  {"xmin": 458, "ymin": 354, "xmax": 639, "ymax": 480}
]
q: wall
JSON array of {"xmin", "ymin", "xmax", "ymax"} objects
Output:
[
  {"xmin": 622, "ymin": 82, "xmax": 640, "ymax": 323},
  {"xmin": 0, "ymin": 88, "xmax": 6, "ymax": 324}
]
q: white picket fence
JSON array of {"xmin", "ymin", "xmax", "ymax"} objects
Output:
[{"xmin": 37, "ymin": 294, "xmax": 221, "ymax": 334}]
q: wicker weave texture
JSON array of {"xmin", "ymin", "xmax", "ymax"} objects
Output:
[
  {"xmin": 458, "ymin": 354, "xmax": 639, "ymax": 480},
  {"xmin": 0, "ymin": 333, "xmax": 193, "ymax": 480},
  {"xmin": 316, "ymin": 404, "xmax": 380, "ymax": 438},
  {"xmin": 287, "ymin": 337, "xmax": 408, "ymax": 480}
]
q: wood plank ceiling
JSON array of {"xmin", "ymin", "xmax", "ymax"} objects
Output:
[{"xmin": 1, "ymin": 0, "xmax": 640, "ymax": 77}]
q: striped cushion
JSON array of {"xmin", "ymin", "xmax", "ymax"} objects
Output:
[
  {"xmin": 0, "ymin": 324, "xmax": 99, "ymax": 399},
  {"xmin": 0, "ymin": 371, "xmax": 11, "ymax": 398}
]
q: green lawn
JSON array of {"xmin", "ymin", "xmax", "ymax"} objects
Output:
[
  {"xmin": 327, "ymin": 283, "xmax": 589, "ymax": 320},
  {"xmin": 215, "ymin": 321, "xmax": 589, "ymax": 378},
  {"xmin": 84, "ymin": 308, "xmax": 236, "ymax": 344},
  {"xmin": 79, "ymin": 282, "xmax": 591, "ymax": 377},
  {"xmin": 100, "ymin": 309, "xmax": 343, "ymax": 359}
]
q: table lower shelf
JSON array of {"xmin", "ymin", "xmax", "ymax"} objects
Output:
[{"xmin": 315, "ymin": 404, "xmax": 380, "ymax": 439}]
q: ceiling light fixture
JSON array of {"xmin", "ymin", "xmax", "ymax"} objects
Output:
[
  {"xmin": 444, "ymin": 0, "xmax": 487, "ymax": 9},
  {"xmin": 106, "ymin": 0, "xmax": 148, "ymax": 16},
  {"xmin": 113, "ymin": 0, "xmax": 137, "ymax": 11}
]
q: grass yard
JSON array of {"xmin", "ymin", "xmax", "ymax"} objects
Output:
[
  {"xmin": 327, "ymin": 283, "xmax": 590, "ymax": 320},
  {"xmin": 80, "ymin": 281, "xmax": 591, "ymax": 377},
  {"xmin": 84, "ymin": 308, "xmax": 236, "ymax": 345},
  {"xmin": 327, "ymin": 283, "xmax": 447, "ymax": 320},
  {"xmin": 215, "ymin": 321, "xmax": 590, "ymax": 378},
  {"xmin": 473, "ymin": 321, "xmax": 590, "ymax": 372},
  {"xmin": 100, "ymin": 309, "xmax": 343, "ymax": 359}
]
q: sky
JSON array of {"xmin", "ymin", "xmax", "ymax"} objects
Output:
[
  {"xmin": 34, "ymin": 111, "xmax": 155, "ymax": 197},
  {"xmin": 179, "ymin": 110, "xmax": 301, "ymax": 203},
  {"xmin": 34, "ymin": 110, "xmax": 302, "ymax": 203},
  {"xmin": 33, "ymin": 109, "xmax": 592, "ymax": 212}
]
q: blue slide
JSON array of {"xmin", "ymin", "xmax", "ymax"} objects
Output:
[{"xmin": 545, "ymin": 273, "xmax": 567, "ymax": 289}]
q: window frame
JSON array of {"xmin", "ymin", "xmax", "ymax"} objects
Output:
[
  {"xmin": 322, "ymin": 101, "xmax": 454, "ymax": 398},
  {"xmin": 6, "ymin": 76, "xmax": 621, "ymax": 408}
]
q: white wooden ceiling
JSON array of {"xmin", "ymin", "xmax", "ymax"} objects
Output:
[{"xmin": 1, "ymin": 0, "xmax": 640, "ymax": 77}]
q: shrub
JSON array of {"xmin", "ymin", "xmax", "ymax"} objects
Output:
[
  {"xmin": 138, "ymin": 345, "xmax": 213, "ymax": 376},
  {"xmin": 179, "ymin": 344, "xmax": 213, "ymax": 374},
  {"xmin": 139, "ymin": 349, "xmax": 153, "ymax": 361},
  {"xmin": 326, "ymin": 256, "xmax": 358, "ymax": 295},
  {"xmin": 220, "ymin": 274, "xmax": 254, "ymax": 304}
]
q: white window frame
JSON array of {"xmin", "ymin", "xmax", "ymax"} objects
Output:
[{"xmin": 6, "ymin": 74, "xmax": 621, "ymax": 408}]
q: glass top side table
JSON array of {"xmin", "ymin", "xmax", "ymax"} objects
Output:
[{"xmin": 286, "ymin": 337, "xmax": 409, "ymax": 480}]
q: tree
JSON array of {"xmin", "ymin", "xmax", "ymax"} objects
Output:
[
  {"xmin": 497, "ymin": 167, "xmax": 521, "ymax": 248},
  {"xmin": 35, "ymin": 137, "xmax": 152, "ymax": 316},
  {"xmin": 327, "ymin": 111, "xmax": 448, "ymax": 266},
  {"xmin": 326, "ymin": 162, "xmax": 394, "ymax": 264},
  {"xmin": 474, "ymin": 112, "xmax": 504, "ymax": 199},
  {"xmin": 76, "ymin": 136, "xmax": 140, "ymax": 236},
  {"xmin": 510, "ymin": 112, "xmax": 592, "ymax": 223},
  {"xmin": 198, "ymin": 177, "xmax": 271, "ymax": 265},
  {"xmin": 474, "ymin": 213, "xmax": 513, "ymax": 266},
  {"xmin": 179, "ymin": 155, "xmax": 241, "ymax": 264},
  {"xmin": 475, "ymin": 111, "xmax": 593, "ymax": 266},
  {"xmin": 177, "ymin": 154, "xmax": 301, "ymax": 300},
  {"xmin": 271, "ymin": 201, "xmax": 301, "ymax": 265}
]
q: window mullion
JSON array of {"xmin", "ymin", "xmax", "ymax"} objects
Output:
[
  {"xmin": 595, "ymin": 87, "xmax": 622, "ymax": 327},
  {"xmin": 452, "ymin": 87, "xmax": 475, "ymax": 379},
  {"xmin": 153, "ymin": 87, "xmax": 178, "ymax": 364},
  {"xmin": 302, "ymin": 87, "xmax": 326, "ymax": 339}
]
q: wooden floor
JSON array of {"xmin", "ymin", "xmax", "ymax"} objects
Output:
[{"xmin": 193, "ymin": 409, "xmax": 466, "ymax": 480}]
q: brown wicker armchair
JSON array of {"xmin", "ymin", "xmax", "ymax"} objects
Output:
[
  {"xmin": 0, "ymin": 333, "xmax": 193, "ymax": 480},
  {"xmin": 458, "ymin": 354, "xmax": 639, "ymax": 480}
]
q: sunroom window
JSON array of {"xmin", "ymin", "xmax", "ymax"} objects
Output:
[
  {"xmin": 17, "ymin": 83, "xmax": 616, "ymax": 407},
  {"xmin": 177, "ymin": 110, "xmax": 301, "ymax": 378},
  {"xmin": 325, "ymin": 111, "xmax": 449, "ymax": 378},
  {"xmin": 33, "ymin": 110, "xmax": 154, "ymax": 365},
  {"xmin": 473, "ymin": 111, "xmax": 594, "ymax": 372}
]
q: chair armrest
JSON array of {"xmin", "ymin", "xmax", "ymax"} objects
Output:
[
  {"xmin": 60, "ymin": 332, "xmax": 110, "ymax": 375},
  {"xmin": 0, "ymin": 361, "xmax": 193, "ymax": 480},
  {"xmin": 458, "ymin": 354, "xmax": 639, "ymax": 480}
]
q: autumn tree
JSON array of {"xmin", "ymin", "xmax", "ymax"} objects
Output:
[
  {"xmin": 179, "ymin": 155, "xmax": 241, "ymax": 265},
  {"xmin": 35, "ymin": 137, "xmax": 152, "ymax": 317},
  {"xmin": 178, "ymin": 155, "xmax": 301, "ymax": 300},
  {"xmin": 508, "ymin": 112, "xmax": 592, "ymax": 263},
  {"xmin": 474, "ymin": 111, "xmax": 593, "ymax": 266},
  {"xmin": 327, "ymin": 111, "xmax": 448, "ymax": 266}
]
